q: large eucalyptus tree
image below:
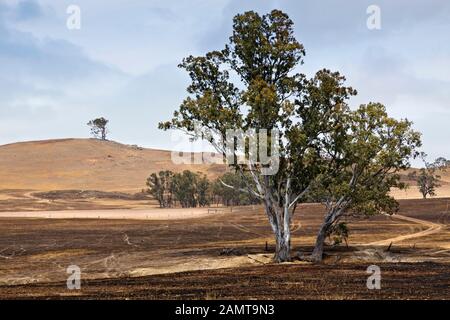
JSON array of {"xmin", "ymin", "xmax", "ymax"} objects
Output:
[{"xmin": 160, "ymin": 10, "xmax": 357, "ymax": 262}]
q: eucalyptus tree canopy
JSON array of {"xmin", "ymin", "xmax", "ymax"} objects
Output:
[
  {"xmin": 308, "ymin": 103, "xmax": 421, "ymax": 261},
  {"xmin": 159, "ymin": 10, "xmax": 420, "ymax": 262}
]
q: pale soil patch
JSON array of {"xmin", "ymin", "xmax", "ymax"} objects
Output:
[
  {"xmin": 324, "ymin": 247, "xmax": 450, "ymax": 264},
  {"xmin": 128, "ymin": 256, "xmax": 256, "ymax": 277},
  {"xmin": 128, "ymin": 254, "xmax": 311, "ymax": 278},
  {"xmin": 0, "ymin": 195, "xmax": 16, "ymax": 201},
  {"xmin": 0, "ymin": 207, "xmax": 229, "ymax": 220},
  {"xmin": 29, "ymin": 249, "xmax": 95, "ymax": 261}
]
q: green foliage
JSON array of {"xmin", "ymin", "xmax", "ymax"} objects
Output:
[
  {"xmin": 169, "ymin": 170, "xmax": 209, "ymax": 208},
  {"xmin": 158, "ymin": 9, "xmax": 423, "ymax": 262},
  {"xmin": 308, "ymin": 102, "xmax": 420, "ymax": 260},
  {"xmin": 87, "ymin": 117, "xmax": 109, "ymax": 140},
  {"xmin": 146, "ymin": 170, "xmax": 174, "ymax": 208},
  {"xmin": 212, "ymin": 172, "xmax": 260, "ymax": 206},
  {"xmin": 307, "ymin": 102, "xmax": 422, "ymax": 261},
  {"xmin": 229, "ymin": 10, "xmax": 305, "ymax": 86},
  {"xmin": 417, "ymin": 169, "xmax": 439, "ymax": 198},
  {"xmin": 147, "ymin": 170, "xmax": 260, "ymax": 208},
  {"xmin": 158, "ymin": 10, "xmax": 359, "ymax": 213},
  {"xmin": 408, "ymin": 156, "xmax": 448, "ymax": 199},
  {"xmin": 326, "ymin": 222, "xmax": 349, "ymax": 246},
  {"xmin": 309, "ymin": 103, "xmax": 421, "ymax": 218},
  {"xmin": 196, "ymin": 174, "xmax": 211, "ymax": 207}
]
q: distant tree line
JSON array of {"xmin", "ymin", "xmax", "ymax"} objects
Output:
[{"xmin": 146, "ymin": 170, "xmax": 260, "ymax": 208}]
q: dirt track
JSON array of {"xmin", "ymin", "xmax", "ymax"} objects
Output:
[
  {"xmin": 366, "ymin": 214, "xmax": 444, "ymax": 246},
  {"xmin": 0, "ymin": 207, "xmax": 227, "ymax": 220}
]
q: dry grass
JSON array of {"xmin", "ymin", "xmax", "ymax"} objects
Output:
[{"xmin": 0, "ymin": 139, "xmax": 225, "ymax": 193}]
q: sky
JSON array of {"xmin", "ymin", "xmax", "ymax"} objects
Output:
[{"xmin": 0, "ymin": 0, "xmax": 449, "ymax": 164}]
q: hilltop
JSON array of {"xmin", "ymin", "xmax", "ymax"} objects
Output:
[
  {"xmin": 0, "ymin": 138, "xmax": 449, "ymax": 198},
  {"xmin": 0, "ymin": 138, "xmax": 225, "ymax": 193}
]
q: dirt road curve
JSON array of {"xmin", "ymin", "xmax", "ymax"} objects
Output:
[
  {"xmin": 0, "ymin": 208, "xmax": 226, "ymax": 220},
  {"xmin": 0, "ymin": 208, "xmax": 444, "ymax": 247},
  {"xmin": 367, "ymin": 214, "xmax": 443, "ymax": 246}
]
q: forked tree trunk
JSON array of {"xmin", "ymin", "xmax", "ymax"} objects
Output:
[
  {"xmin": 311, "ymin": 207, "xmax": 344, "ymax": 262},
  {"xmin": 248, "ymin": 175, "xmax": 294, "ymax": 263},
  {"xmin": 311, "ymin": 221, "xmax": 330, "ymax": 262}
]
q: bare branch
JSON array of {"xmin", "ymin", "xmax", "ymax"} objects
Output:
[{"xmin": 219, "ymin": 178, "xmax": 264, "ymax": 199}]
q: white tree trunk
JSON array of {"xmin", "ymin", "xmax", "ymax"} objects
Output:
[
  {"xmin": 262, "ymin": 202, "xmax": 291, "ymax": 262},
  {"xmin": 274, "ymin": 227, "xmax": 291, "ymax": 262}
]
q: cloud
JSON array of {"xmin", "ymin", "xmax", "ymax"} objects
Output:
[
  {"xmin": 14, "ymin": 0, "xmax": 43, "ymax": 20},
  {"xmin": 345, "ymin": 46, "xmax": 450, "ymax": 163},
  {"xmin": 101, "ymin": 63, "xmax": 190, "ymax": 149},
  {"xmin": 0, "ymin": 2, "xmax": 130, "ymax": 144},
  {"xmin": 0, "ymin": 0, "xmax": 448, "ymax": 162}
]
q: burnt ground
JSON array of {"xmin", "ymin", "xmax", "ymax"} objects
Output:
[
  {"xmin": 0, "ymin": 198, "xmax": 449, "ymax": 299},
  {"xmin": 0, "ymin": 262, "xmax": 448, "ymax": 300}
]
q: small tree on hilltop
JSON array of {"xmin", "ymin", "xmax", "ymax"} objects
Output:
[{"xmin": 87, "ymin": 117, "xmax": 109, "ymax": 140}]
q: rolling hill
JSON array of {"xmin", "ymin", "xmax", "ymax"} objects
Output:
[
  {"xmin": 0, "ymin": 138, "xmax": 448, "ymax": 199},
  {"xmin": 0, "ymin": 139, "xmax": 225, "ymax": 193}
]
